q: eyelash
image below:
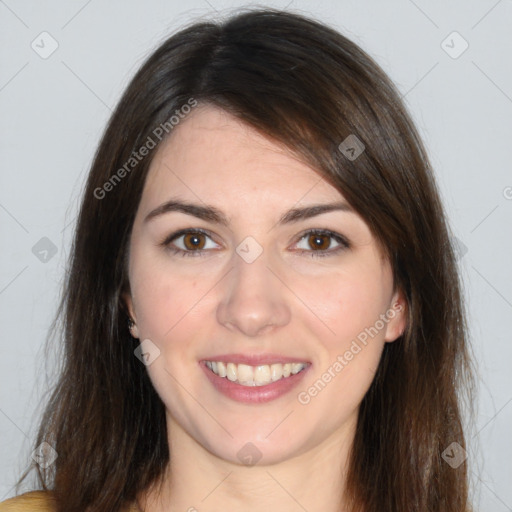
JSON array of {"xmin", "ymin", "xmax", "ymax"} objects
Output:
[{"xmin": 159, "ymin": 228, "xmax": 350, "ymax": 258}]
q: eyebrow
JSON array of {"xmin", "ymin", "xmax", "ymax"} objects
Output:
[{"xmin": 144, "ymin": 198, "xmax": 353, "ymax": 226}]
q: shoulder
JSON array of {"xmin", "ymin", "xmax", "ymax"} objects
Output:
[
  {"xmin": 0, "ymin": 491, "xmax": 56, "ymax": 511},
  {"xmin": 0, "ymin": 491, "xmax": 140, "ymax": 512}
]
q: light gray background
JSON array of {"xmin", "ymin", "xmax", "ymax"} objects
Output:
[{"xmin": 1, "ymin": 0, "xmax": 511, "ymax": 509}]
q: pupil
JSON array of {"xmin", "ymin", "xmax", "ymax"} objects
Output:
[
  {"xmin": 310, "ymin": 234, "xmax": 328, "ymax": 250},
  {"xmin": 185, "ymin": 233, "xmax": 204, "ymax": 250}
]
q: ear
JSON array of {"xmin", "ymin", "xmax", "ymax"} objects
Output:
[
  {"xmin": 384, "ymin": 288, "xmax": 407, "ymax": 343},
  {"xmin": 123, "ymin": 291, "xmax": 140, "ymax": 339}
]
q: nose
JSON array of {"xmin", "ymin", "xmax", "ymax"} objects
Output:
[{"xmin": 216, "ymin": 246, "xmax": 291, "ymax": 338}]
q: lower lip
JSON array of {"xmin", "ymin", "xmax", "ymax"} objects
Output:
[{"xmin": 200, "ymin": 362, "xmax": 311, "ymax": 404}]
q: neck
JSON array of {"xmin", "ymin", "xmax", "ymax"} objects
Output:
[{"xmin": 137, "ymin": 414, "xmax": 357, "ymax": 512}]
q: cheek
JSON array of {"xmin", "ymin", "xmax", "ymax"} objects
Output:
[
  {"xmin": 305, "ymin": 271, "xmax": 389, "ymax": 350},
  {"xmin": 296, "ymin": 277, "xmax": 388, "ymax": 420},
  {"xmin": 129, "ymin": 250, "xmax": 200, "ymax": 340}
]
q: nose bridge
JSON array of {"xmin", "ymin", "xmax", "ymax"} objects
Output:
[{"xmin": 216, "ymin": 238, "xmax": 290, "ymax": 337}]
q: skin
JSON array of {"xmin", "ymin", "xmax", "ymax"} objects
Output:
[{"xmin": 124, "ymin": 105, "xmax": 406, "ymax": 512}]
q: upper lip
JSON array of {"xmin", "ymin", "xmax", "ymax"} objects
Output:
[{"xmin": 201, "ymin": 353, "xmax": 311, "ymax": 365}]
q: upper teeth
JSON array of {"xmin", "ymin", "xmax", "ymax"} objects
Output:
[{"xmin": 205, "ymin": 361, "xmax": 307, "ymax": 387}]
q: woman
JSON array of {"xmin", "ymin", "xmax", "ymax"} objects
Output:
[{"xmin": 1, "ymin": 8, "xmax": 475, "ymax": 512}]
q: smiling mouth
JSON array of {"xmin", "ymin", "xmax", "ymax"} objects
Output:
[{"xmin": 204, "ymin": 361, "xmax": 309, "ymax": 387}]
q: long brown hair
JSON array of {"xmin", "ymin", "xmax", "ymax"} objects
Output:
[{"xmin": 15, "ymin": 8, "xmax": 476, "ymax": 511}]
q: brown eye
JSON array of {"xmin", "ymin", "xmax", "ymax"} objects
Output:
[
  {"xmin": 308, "ymin": 233, "xmax": 331, "ymax": 251},
  {"xmin": 163, "ymin": 229, "xmax": 219, "ymax": 257},
  {"xmin": 294, "ymin": 229, "xmax": 349, "ymax": 258},
  {"xmin": 182, "ymin": 232, "xmax": 206, "ymax": 250}
]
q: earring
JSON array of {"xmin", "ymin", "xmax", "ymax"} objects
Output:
[{"xmin": 128, "ymin": 317, "xmax": 137, "ymax": 337}]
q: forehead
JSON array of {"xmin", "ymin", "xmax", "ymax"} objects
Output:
[{"xmin": 142, "ymin": 105, "xmax": 345, "ymax": 209}]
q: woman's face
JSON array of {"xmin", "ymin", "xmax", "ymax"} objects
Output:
[{"xmin": 125, "ymin": 105, "xmax": 405, "ymax": 466}]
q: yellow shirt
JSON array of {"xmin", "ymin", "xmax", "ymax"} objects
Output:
[{"xmin": 0, "ymin": 491, "xmax": 140, "ymax": 511}]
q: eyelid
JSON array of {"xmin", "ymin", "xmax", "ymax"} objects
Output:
[
  {"xmin": 160, "ymin": 227, "xmax": 350, "ymax": 257},
  {"xmin": 289, "ymin": 230, "xmax": 350, "ymax": 261},
  {"xmin": 161, "ymin": 228, "xmax": 220, "ymax": 251},
  {"xmin": 291, "ymin": 228, "xmax": 350, "ymax": 252}
]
